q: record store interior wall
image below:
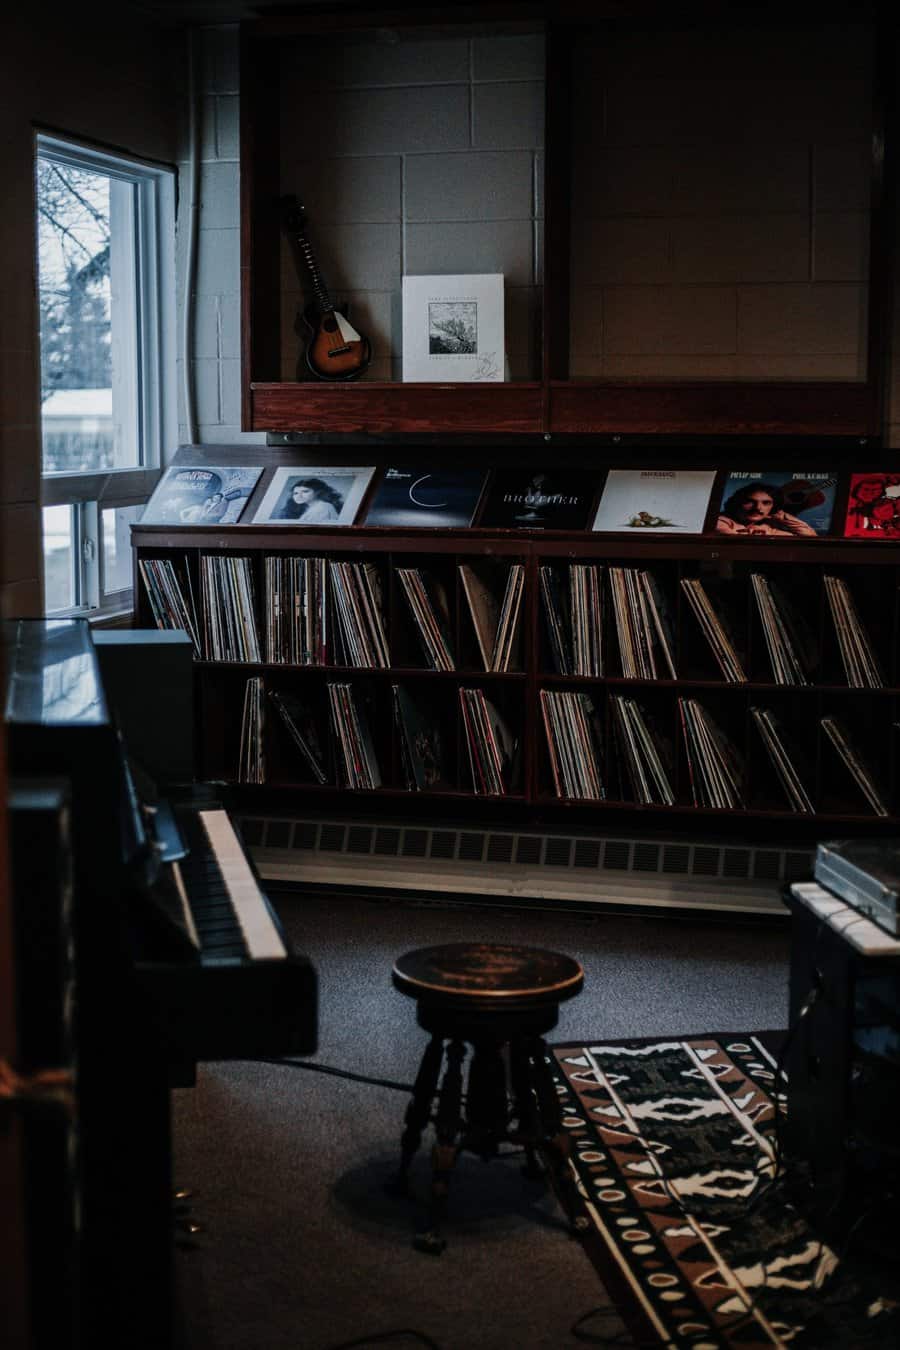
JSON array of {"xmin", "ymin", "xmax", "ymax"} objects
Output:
[
  {"xmin": 3, "ymin": 14, "xmax": 900, "ymax": 617},
  {"xmin": 182, "ymin": 17, "xmax": 900, "ymax": 461},
  {"xmin": 0, "ymin": 14, "xmax": 179, "ymax": 621}
]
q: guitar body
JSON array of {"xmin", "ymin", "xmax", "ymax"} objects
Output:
[
  {"xmin": 280, "ymin": 194, "xmax": 372, "ymax": 382},
  {"xmin": 301, "ymin": 304, "xmax": 371, "ymax": 381}
]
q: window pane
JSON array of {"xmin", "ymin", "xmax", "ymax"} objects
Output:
[
  {"xmin": 37, "ymin": 158, "xmax": 139, "ymax": 472},
  {"xmin": 43, "ymin": 505, "xmax": 77, "ymax": 612},
  {"xmin": 102, "ymin": 505, "xmax": 143, "ymax": 595}
]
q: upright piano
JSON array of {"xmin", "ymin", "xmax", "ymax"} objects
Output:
[{"xmin": 4, "ymin": 618, "xmax": 317, "ymax": 1349}]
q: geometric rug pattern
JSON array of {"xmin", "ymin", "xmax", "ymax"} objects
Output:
[{"xmin": 551, "ymin": 1035, "xmax": 899, "ymax": 1349}]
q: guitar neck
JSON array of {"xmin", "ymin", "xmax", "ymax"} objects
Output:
[{"xmin": 295, "ymin": 232, "xmax": 334, "ymax": 313}]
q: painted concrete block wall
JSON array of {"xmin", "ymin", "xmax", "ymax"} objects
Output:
[
  {"xmin": 0, "ymin": 14, "xmax": 178, "ymax": 618},
  {"xmin": 277, "ymin": 29, "xmax": 545, "ymax": 383},
  {"xmin": 570, "ymin": 19, "xmax": 874, "ymax": 381},
  {"xmin": 187, "ymin": 21, "xmax": 899, "ymax": 447}
]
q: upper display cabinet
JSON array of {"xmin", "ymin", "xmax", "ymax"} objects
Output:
[{"xmin": 240, "ymin": 2, "xmax": 891, "ymax": 439}]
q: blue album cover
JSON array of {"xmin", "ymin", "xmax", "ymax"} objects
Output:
[
  {"xmin": 141, "ymin": 465, "xmax": 263, "ymax": 525},
  {"xmin": 364, "ymin": 467, "xmax": 487, "ymax": 529},
  {"xmin": 715, "ymin": 471, "xmax": 837, "ymax": 537}
]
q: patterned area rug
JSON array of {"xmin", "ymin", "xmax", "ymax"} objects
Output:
[{"xmin": 551, "ymin": 1035, "xmax": 899, "ymax": 1349}]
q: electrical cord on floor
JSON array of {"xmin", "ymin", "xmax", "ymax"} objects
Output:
[
  {"xmin": 257, "ymin": 1056, "xmax": 416, "ymax": 1095},
  {"xmin": 323, "ymin": 1331, "xmax": 441, "ymax": 1350}
]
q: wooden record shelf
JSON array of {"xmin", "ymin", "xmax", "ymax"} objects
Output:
[{"xmin": 133, "ymin": 523, "xmax": 900, "ymax": 839}]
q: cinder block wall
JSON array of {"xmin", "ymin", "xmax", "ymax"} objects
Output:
[
  {"xmin": 569, "ymin": 19, "xmax": 873, "ymax": 382},
  {"xmin": 188, "ymin": 18, "xmax": 899, "ymax": 449}
]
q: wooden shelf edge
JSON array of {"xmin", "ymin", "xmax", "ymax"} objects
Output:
[{"xmin": 249, "ymin": 382, "xmax": 544, "ymax": 435}]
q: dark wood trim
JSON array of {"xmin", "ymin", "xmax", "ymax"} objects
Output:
[
  {"xmin": 250, "ymin": 382, "xmax": 544, "ymax": 435},
  {"xmin": 548, "ymin": 382, "xmax": 880, "ymax": 438}
]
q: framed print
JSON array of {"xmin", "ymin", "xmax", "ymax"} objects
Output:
[
  {"xmin": 251, "ymin": 467, "xmax": 375, "ymax": 526},
  {"xmin": 402, "ymin": 274, "xmax": 504, "ymax": 382},
  {"xmin": 141, "ymin": 465, "xmax": 263, "ymax": 525},
  {"xmin": 714, "ymin": 471, "xmax": 836, "ymax": 538}
]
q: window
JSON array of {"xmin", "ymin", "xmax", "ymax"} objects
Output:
[{"xmin": 37, "ymin": 134, "xmax": 176, "ymax": 616}]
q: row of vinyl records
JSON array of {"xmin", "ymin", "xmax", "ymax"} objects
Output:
[
  {"xmin": 238, "ymin": 679, "xmax": 519, "ymax": 794},
  {"xmin": 140, "ymin": 555, "xmax": 885, "ymax": 688},
  {"xmin": 140, "ymin": 556, "xmax": 524, "ymax": 672},
  {"xmin": 235, "ymin": 677, "xmax": 892, "ymax": 815}
]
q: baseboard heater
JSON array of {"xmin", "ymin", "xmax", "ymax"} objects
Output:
[{"xmin": 238, "ymin": 814, "xmax": 811, "ymax": 917}]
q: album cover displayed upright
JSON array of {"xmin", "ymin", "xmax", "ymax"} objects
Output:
[
  {"xmin": 591, "ymin": 469, "xmax": 716, "ymax": 534},
  {"xmin": 478, "ymin": 469, "xmax": 599, "ymax": 530},
  {"xmin": 363, "ymin": 467, "xmax": 487, "ymax": 529},
  {"xmin": 402, "ymin": 274, "xmax": 504, "ymax": 383},
  {"xmin": 843, "ymin": 472, "xmax": 900, "ymax": 538},
  {"xmin": 714, "ymin": 471, "xmax": 836, "ymax": 537},
  {"xmin": 252, "ymin": 467, "xmax": 375, "ymax": 526},
  {"xmin": 141, "ymin": 465, "xmax": 263, "ymax": 525}
]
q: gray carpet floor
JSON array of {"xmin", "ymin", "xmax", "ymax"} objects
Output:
[{"xmin": 172, "ymin": 892, "xmax": 790, "ymax": 1350}]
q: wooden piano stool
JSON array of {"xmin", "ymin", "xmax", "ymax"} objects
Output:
[{"xmin": 391, "ymin": 942, "xmax": 584, "ymax": 1254}]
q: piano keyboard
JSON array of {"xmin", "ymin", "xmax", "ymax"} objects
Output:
[{"xmin": 174, "ymin": 808, "xmax": 287, "ymax": 962}]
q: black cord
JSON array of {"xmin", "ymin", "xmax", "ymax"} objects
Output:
[
  {"xmin": 256, "ymin": 1057, "xmax": 417, "ymax": 1095},
  {"xmin": 323, "ymin": 1332, "xmax": 441, "ymax": 1350}
]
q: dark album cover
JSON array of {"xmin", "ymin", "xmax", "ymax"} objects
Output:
[
  {"xmin": 478, "ymin": 469, "xmax": 598, "ymax": 530},
  {"xmin": 363, "ymin": 467, "xmax": 487, "ymax": 529}
]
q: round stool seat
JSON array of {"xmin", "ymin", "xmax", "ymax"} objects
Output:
[{"xmin": 392, "ymin": 942, "xmax": 583, "ymax": 1014}]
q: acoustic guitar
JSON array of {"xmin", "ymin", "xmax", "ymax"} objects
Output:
[{"xmin": 280, "ymin": 194, "xmax": 371, "ymax": 382}]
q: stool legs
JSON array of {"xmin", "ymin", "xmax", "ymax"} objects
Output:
[
  {"xmin": 392, "ymin": 1033, "xmax": 444, "ymax": 1196},
  {"xmin": 521, "ymin": 1035, "xmax": 581, "ymax": 1231},
  {"xmin": 415, "ymin": 1039, "xmax": 466, "ymax": 1255}
]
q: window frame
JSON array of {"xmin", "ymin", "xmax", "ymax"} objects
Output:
[{"xmin": 36, "ymin": 131, "xmax": 177, "ymax": 618}]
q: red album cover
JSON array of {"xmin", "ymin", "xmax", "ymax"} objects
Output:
[{"xmin": 844, "ymin": 473, "xmax": 900, "ymax": 538}]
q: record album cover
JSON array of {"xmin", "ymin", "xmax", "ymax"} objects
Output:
[
  {"xmin": 252, "ymin": 466, "xmax": 374, "ymax": 527},
  {"xmin": 843, "ymin": 473, "xmax": 900, "ymax": 538},
  {"xmin": 402, "ymin": 274, "xmax": 504, "ymax": 382},
  {"xmin": 363, "ymin": 467, "xmax": 487, "ymax": 529},
  {"xmin": 478, "ymin": 469, "xmax": 598, "ymax": 530},
  {"xmin": 591, "ymin": 469, "xmax": 716, "ymax": 534},
  {"xmin": 141, "ymin": 465, "xmax": 263, "ymax": 525},
  {"xmin": 715, "ymin": 471, "xmax": 836, "ymax": 537}
]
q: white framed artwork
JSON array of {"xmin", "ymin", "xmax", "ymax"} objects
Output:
[{"xmin": 402, "ymin": 274, "xmax": 504, "ymax": 382}]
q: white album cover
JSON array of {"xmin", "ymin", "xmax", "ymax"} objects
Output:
[
  {"xmin": 592, "ymin": 469, "xmax": 717, "ymax": 534},
  {"xmin": 402, "ymin": 274, "xmax": 504, "ymax": 382}
]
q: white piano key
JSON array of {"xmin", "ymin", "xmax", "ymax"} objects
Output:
[{"xmin": 198, "ymin": 809, "xmax": 286, "ymax": 961}]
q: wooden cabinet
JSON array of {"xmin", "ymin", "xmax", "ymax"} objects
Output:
[
  {"xmin": 132, "ymin": 522, "xmax": 900, "ymax": 838},
  {"xmin": 240, "ymin": 3, "xmax": 889, "ymax": 440}
]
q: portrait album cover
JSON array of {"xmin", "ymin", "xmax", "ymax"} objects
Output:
[
  {"xmin": 591, "ymin": 469, "xmax": 717, "ymax": 534},
  {"xmin": 714, "ymin": 471, "xmax": 837, "ymax": 537},
  {"xmin": 478, "ymin": 469, "xmax": 600, "ymax": 531},
  {"xmin": 363, "ymin": 467, "xmax": 488, "ymax": 529},
  {"xmin": 141, "ymin": 465, "xmax": 263, "ymax": 525},
  {"xmin": 251, "ymin": 467, "xmax": 375, "ymax": 526},
  {"xmin": 843, "ymin": 472, "xmax": 900, "ymax": 538},
  {"xmin": 402, "ymin": 274, "xmax": 504, "ymax": 382}
]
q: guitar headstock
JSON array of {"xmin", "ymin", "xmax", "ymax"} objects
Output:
[{"xmin": 280, "ymin": 194, "xmax": 308, "ymax": 238}]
